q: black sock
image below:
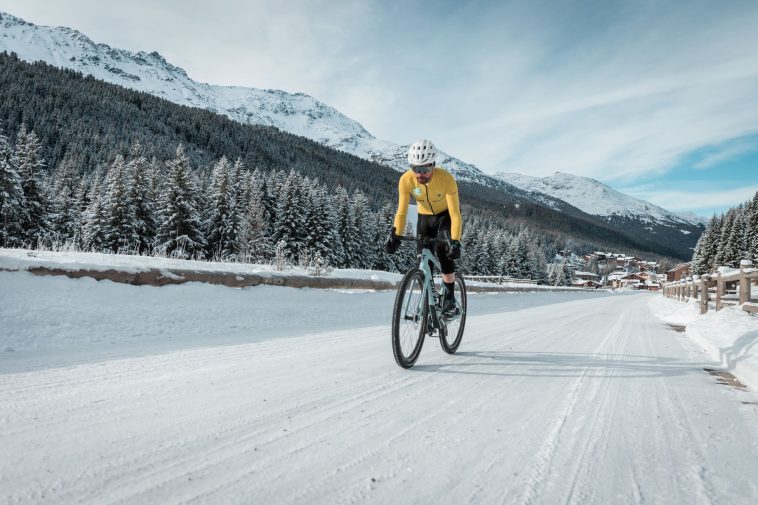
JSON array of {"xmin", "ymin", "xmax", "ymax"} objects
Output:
[{"xmin": 444, "ymin": 281, "xmax": 455, "ymax": 300}]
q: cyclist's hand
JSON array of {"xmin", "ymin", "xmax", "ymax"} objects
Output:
[
  {"xmin": 448, "ymin": 240, "xmax": 461, "ymax": 260},
  {"xmin": 385, "ymin": 227, "xmax": 401, "ymax": 254}
]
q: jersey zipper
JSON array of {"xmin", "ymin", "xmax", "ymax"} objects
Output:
[{"xmin": 424, "ymin": 183, "xmax": 436, "ymax": 215}]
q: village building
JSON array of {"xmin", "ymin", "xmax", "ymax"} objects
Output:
[{"xmin": 666, "ymin": 263, "xmax": 691, "ymax": 282}]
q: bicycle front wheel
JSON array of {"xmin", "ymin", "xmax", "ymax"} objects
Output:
[
  {"xmin": 392, "ymin": 268, "xmax": 428, "ymax": 368},
  {"xmin": 439, "ymin": 276, "xmax": 467, "ymax": 354}
]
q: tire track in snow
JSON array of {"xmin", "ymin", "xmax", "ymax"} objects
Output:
[
  {"xmin": 559, "ymin": 306, "xmax": 633, "ymax": 505},
  {"xmin": 90, "ymin": 352, "xmax": 455, "ymax": 503},
  {"xmin": 510, "ymin": 306, "xmax": 622, "ymax": 505},
  {"xmin": 643, "ymin": 318, "xmax": 719, "ymax": 505}
]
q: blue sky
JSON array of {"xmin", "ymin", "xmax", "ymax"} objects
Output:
[{"xmin": 2, "ymin": 0, "xmax": 757, "ymax": 217}]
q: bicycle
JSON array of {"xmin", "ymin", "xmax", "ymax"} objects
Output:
[{"xmin": 391, "ymin": 235, "xmax": 467, "ymax": 368}]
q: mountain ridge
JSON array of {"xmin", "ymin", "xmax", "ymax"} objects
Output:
[
  {"xmin": 0, "ymin": 9, "xmax": 688, "ymax": 212},
  {"xmin": 0, "ymin": 10, "xmax": 701, "ymax": 258}
]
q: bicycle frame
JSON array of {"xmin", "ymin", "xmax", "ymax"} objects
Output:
[
  {"xmin": 399, "ymin": 236, "xmax": 455, "ymax": 331},
  {"xmin": 417, "ymin": 247, "xmax": 445, "ymax": 331}
]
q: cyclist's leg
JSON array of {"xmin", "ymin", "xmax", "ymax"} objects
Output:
[
  {"xmin": 416, "ymin": 213, "xmax": 435, "ymax": 272},
  {"xmin": 434, "ymin": 212, "xmax": 456, "ymax": 295}
]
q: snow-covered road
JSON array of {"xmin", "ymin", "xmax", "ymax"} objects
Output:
[{"xmin": 2, "ymin": 274, "xmax": 758, "ymax": 504}]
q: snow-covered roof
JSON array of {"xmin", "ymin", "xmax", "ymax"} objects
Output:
[{"xmin": 574, "ymin": 271, "xmax": 599, "ymax": 277}]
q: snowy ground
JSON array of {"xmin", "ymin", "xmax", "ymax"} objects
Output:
[
  {"xmin": 650, "ymin": 297, "xmax": 758, "ymax": 392},
  {"xmin": 2, "ymin": 270, "xmax": 758, "ymax": 504}
]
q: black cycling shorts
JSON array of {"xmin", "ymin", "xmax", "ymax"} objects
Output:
[{"xmin": 417, "ymin": 210, "xmax": 456, "ymax": 274}]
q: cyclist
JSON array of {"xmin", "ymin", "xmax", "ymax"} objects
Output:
[{"xmin": 385, "ymin": 139, "xmax": 462, "ymax": 318}]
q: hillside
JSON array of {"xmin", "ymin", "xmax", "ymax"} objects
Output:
[{"xmin": 0, "ymin": 52, "xmax": 687, "ymax": 259}]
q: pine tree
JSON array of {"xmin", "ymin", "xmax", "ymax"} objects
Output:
[
  {"xmin": 547, "ymin": 263, "xmax": 561, "ymax": 286},
  {"xmin": 264, "ymin": 169, "xmax": 284, "ymax": 227},
  {"xmin": 73, "ymin": 172, "xmax": 97, "ymax": 247},
  {"xmin": 531, "ymin": 241, "xmax": 549, "ymax": 284},
  {"xmin": 691, "ymin": 214, "xmax": 720, "ymax": 273},
  {"xmin": 517, "ymin": 227, "xmax": 536, "ymax": 280},
  {"xmin": 724, "ymin": 205, "xmax": 747, "ymax": 268},
  {"xmin": 82, "ymin": 175, "xmax": 108, "ymax": 251},
  {"xmin": 714, "ymin": 209, "xmax": 736, "ymax": 268},
  {"xmin": 156, "ymin": 145, "xmax": 206, "ymax": 258},
  {"xmin": 14, "ymin": 124, "xmax": 50, "ymax": 247},
  {"xmin": 478, "ymin": 228, "xmax": 498, "ymax": 275},
  {"xmin": 48, "ymin": 154, "xmax": 80, "ymax": 244},
  {"xmin": 459, "ymin": 218, "xmax": 482, "ymax": 275},
  {"xmin": 351, "ymin": 190, "xmax": 376, "ymax": 269},
  {"xmin": 102, "ymin": 154, "xmax": 139, "ymax": 252},
  {"xmin": 395, "ymin": 222, "xmax": 417, "ymax": 272},
  {"xmin": 272, "ymin": 169, "xmax": 307, "ymax": 262},
  {"xmin": 0, "ymin": 126, "xmax": 25, "ymax": 247},
  {"xmin": 748, "ymin": 192, "xmax": 758, "ymax": 264},
  {"xmin": 127, "ymin": 143, "xmax": 157, "ymax": 252},
  {"xmin": 321, "ymin": 189, "xmax": 345, "ymax": 268},
  {"xmin": 495, "ymin": 231, "xmax": 514, "ymax": 276},
  {"xmin": 239, "ymin": 172, "xmax": 273, "ymax": 262},
  {"xmin": 205, "ymin": 156, "xmax": 239, "ymax": 260},
  {"xmin": 373, "ymin": 202, "xmax": 398, "ymax": 272},
  {"xmin": 302, "ymin": 183, "xmax": 342, "ymax": 268},
  {"xmin": 226, "ymin": 158, "xmax": 244, "ymax": 258},
  {"xmin": 334, "ymin": 185, "xmax": 358, "ymax": 268},
  {"xmin": 508, "ymin": 228, "xmax": 532, "ymax": 279},
  {"xmin": 561, "ymin": 257, "xmax": 575, "ymax": 286}
]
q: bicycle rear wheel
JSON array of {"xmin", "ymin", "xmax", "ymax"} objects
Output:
[
  {"xmin": 439, "ymin": 276, "xmax": 467, "ymax": 354},
  {"xmin": 392, "ymin": 268, "xmax": 428, "ymax": 368}
]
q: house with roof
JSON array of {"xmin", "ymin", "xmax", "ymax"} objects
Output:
[
  {"xmin": 571, "ymin": 270, "xmax": 602, "ymax": 289},
  {"xmin": 666, "ymin": 263, "xmax": 691, "ymax": 282}
]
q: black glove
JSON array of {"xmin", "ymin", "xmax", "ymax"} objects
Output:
[
  {"xmin": 448, "ymin": 240, "xmax": 461, "ymax": 260},
  {"xmin": 385, "ymin": 227, "xmax": 401, "ymax": 254}
]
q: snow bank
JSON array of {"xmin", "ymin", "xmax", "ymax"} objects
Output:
[
  {"xmin": 0, "ymin": 248, "xmax": 400, "ymax": 281},
  {"xmin": 0, "ymin": 248, "xmax": 591, "ymax": 292},
  {"xmin": 0, "ymin": 248, "xmax": 402, "ymax": 290},
  {"xmin": 650, "ymin": 296, "xmax": 758, "ymax": 391}
]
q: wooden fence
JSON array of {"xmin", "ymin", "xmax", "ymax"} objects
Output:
[
  {"xmin": 662, "ymin": 259, "xmax": 758, "ymax": 315},
  {"xmin": 464, "ymin": 275, "xmax": 538, "ymax": 285}
]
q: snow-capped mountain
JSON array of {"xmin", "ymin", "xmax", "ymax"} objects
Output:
[
  {"xmin": 494, "ymin": 172, "xmax": 703, "ymax": 258},
  {"xmin": 0, "ymin": 11, "xmax": 494, "ymax": 186},
  {"xmin": 0, "ymin": 11, "xmax": 702, "ymax": 234},
  {"xmin": 495, "ymin": 172, "xmax": 699, "ymax": 228}
]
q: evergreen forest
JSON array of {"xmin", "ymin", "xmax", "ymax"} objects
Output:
[{"xmin": 0, "ymin": 52, "xmax": 691, "ymax": 283}]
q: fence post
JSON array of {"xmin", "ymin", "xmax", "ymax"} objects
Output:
[
  {"xmin": 716, "ymin": 270, "xmax": 723, "ymax": 311},
  {"xmin": 684, "ymin": 279, "xmax": 688, "ymax": 300},
  {"xmin": 700, "ymin": 276, "xmax": 708, "ymax": 314},
  {"xmin": 687, "ymin": 277, "xmax": 693, "ymax": 300},
  {"xmin": 692, "ymin": 275, "xmax": 699, "ymax": 301},
  {"xmin": 740, "ymin": 259, "xmax": 753, "ymax": 305}
]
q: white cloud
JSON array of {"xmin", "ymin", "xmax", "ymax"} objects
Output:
[
  {"xmin": 439, "ymin": 4, "xmax": 758, "ymax": 182},
  {"xmin": 692, "ymin": 138, "xmax": 758, "ymax": 170},
  {"xmin": 2, "ymin": 0, "xmax": 758, "ymax": 189},
  {"xmin": 621, "ymin": 184, "xmax": 758, "ymax": 214}
]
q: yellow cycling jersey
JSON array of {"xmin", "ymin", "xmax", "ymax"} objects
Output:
[{"xmin": 393, "ymin": 167, "xmax": 462, "ymax": 241}]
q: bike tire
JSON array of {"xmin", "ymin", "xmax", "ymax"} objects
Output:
[
  {"xmin": 439, "ymin": 276, "xmax": 467, "ymax": 354},
  {"xmin": 392, "ymin": 268, "xmax": 428, "ymax": 368}
]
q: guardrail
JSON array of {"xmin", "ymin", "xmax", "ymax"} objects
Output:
[
  {"xmin": 662, "ymin": 259, "xmax": 758, "ymax": 315},
  {"xmin": 464, "ymin": 275, "xmax": 538, "ymax": 285}
]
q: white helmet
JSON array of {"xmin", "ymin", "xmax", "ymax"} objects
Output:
[{"xmin": 407, "ymin": 139, "xmax": 438, "ymax": 165}]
